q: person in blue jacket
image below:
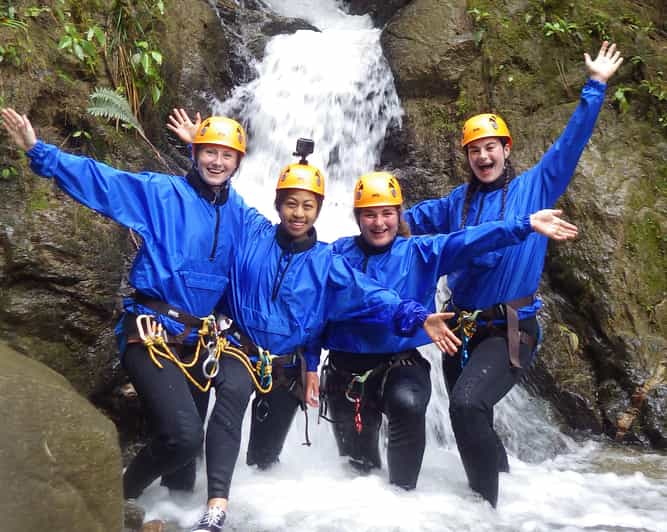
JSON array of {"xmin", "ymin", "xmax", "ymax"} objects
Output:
[
  {"xmin": 0, "ymin": 108, "xmax": 255, "ymax": 502},
  {"xmin": 178, "ymin": 143, "xmax": 462, "ymax": 532},
  {"xmin": 402, "ymin": 42, "xmax": 623, "ymax": 507},
  {"xmin": 321, "ymin": 171, "xmax": 578, "ymax": 490}
]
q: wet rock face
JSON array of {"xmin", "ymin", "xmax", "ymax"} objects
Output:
[
  {"xmin": 0, "ymin": 0, "xmax": 242, "ymax": 441},
  {"xmin": 340, "ymin": 0, "xmax": 412, "ymax": 26},
  {"xmin": 0, "ymin": 343, "xmax": 122, "ymax": 532},
  {"xmin": 382, "ymin": 0, "xmax": 667, "ymax": 446},
  {"xmin": 216, "ymin": 0, "xmax": 318, "ymax": 71}
]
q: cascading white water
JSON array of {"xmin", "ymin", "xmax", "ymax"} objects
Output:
[{"xmin": 139, "ymin": 2, "xmax": 667, "ymax": 530}]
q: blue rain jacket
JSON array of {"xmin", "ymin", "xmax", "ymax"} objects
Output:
[
  {"xmin": 219, "ymin": 218, "xmax": 429, "ymax": 371},
  {"xmin": 324, "ymin": 216, "xmax": 533, "ymax": 353},
  {"xmin": 26, "ymin": 141, "xmax": 254, "ymax": 345},
  {"xmin": 404, "ymin": 79, "xmax": 606, "ymax": 318}
]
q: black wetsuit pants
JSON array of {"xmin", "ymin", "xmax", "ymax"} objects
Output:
[
  {"xmin": 246, "ymin": 368, "xmax": 302, "ymax": 469},
  {"xmin": 122, "ymin": 342, "xmax": 209, "ymax": 498},
  {"xmin": 324, "ymin": 350, "xmax": 431, "ymax": 490},
  {"xmin": 443, "ymin": 317, "xmax": 538, "ymax": 508},
  {"xmin": 122, "ymin": 344, "xmax": 254, "ymax": 500}
]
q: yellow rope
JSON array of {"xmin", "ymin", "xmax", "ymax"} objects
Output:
[
  {"xmin": 138, "ymin": 315, "xmax": 274, "ymax": 394},
  {"xmin": 218, "ymin": 338, "xmax": 274, "ymax": 394},
  {"xmin": 144, "ymin": 334, "xmax": 219, "ymax": 393}
]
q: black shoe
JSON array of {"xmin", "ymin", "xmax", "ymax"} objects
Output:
[
  {"xmin": 348, "ymin": 457, "xmax": 377, "ymax": 474},
  {"xmin": 191, "ymin": 507, "xmax": 226, "ymax": 532}
]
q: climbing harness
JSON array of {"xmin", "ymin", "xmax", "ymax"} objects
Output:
[
  {"xmin": 134, "ymin": 312, "xmax": 275, "ymax": 394},
  {"xmin": 446, "ymin": 295, "xmax": 537, "ymax": 369},
  {"xmin": 320, "ymin": 351, "xmax": 418, "ymax": 434},
  {"xmin": 450, "ymin": 310, "xmax": 481, "ymax": 369}
]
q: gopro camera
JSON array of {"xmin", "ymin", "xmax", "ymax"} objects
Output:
[{"xmin": 293, "ymin": 138, "xmax": 315, "ymax": 163}]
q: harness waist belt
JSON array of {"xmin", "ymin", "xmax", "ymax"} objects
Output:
[
  {"xmin": 132, "ymin": 292, "xmax": 203, "ymax": 327},
  {"xmin": 224, "ymin": 319, "xmax": 302, "ymax": 369},
  {"xmin": 451, "ymin": 295, "xmax": 536, "ymax": 368},
  {"xmin": 452, "ymin": 295, "xmax": 535, "ymax": 321}
]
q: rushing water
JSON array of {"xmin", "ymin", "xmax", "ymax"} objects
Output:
[{"xmin": 139, "ymin": 1, "xmax": 667, "ymax": 530}]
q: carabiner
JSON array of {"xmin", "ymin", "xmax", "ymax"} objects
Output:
[{"xmin": 202, "ymin": 340, "xmax": 220, "ymax": 379}]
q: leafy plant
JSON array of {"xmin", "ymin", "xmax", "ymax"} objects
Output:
[
  {"xmin": 613, "ymin": 86, "xmax": 634, "ymax": 114},
  {"xmin": 467, "ymin": 7, "xmax": 490, "ymax": 25},
  {"xmin": 87, "ymin": 87, "xmax": 143, "ymax": 132},
  {"xmin": 131, "ymin": 40, "xmax": 163, "ymax": 104},
  {"xmin": 103, "ymin": 0, "xmax": 167, "ymax": 115},
  {"xmin": 87, "ymin": 88, "xmax": 173, "ymax": 170},
  {"xmin": 0, "ymin": 43, "xmax": 22, "ymax": 66},
  {"xmin": 467, "ymin": 7, "xmax": 490, "ymax": 47},
  {"xmin": 543, "ymin": 16, "xmax": 581, "ymax": 42},
  {"xmin": 23, "ymin": 6, "xmax": 50, "ymax": 18},
  {"xmin": 1, "ymin": 165, "xmax": 18, "ymax": 179},
  {"xmin": 0, "ymin": 6, "xmax": 27, "ymax": 30},
  {"xmin": 584, "ymin": 17, "xmax": 610, "ymax": 41},
  {"xmin": 58, "ymin": 22, "xmax": 105, "ymax": 74}
]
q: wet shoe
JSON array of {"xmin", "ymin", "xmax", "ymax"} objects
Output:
[
  {"xmin": 348, "ymin": 457, "xmax": 376, "ymax": 474},
  {"xmin": 191, "ymin": 506, "xmax": 226, "ymax": 532}
]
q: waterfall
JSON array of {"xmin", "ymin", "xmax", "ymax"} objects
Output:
[{"xmin": 139, "ymin": 2, "xmax": 667, "ymax": 530}]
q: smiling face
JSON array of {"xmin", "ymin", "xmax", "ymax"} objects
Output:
[
  {"xmin": 195, "ymin": 143, "xmax": 240, "ymax": 188},
  {"xmin": 358, "ymin": 205, "xmax": 400, "ymax": 248},
  {"xmin": 277, "ymin": 189, "xmax": 320, "ymax": 241},
  {"xmin": 466, "ymin": 136, "xmax": 511, "ymax": 184}
]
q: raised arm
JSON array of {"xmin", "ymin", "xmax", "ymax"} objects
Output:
[
  {"xmin": 2, "ymin": 108, "xmax": 169, "ymax": 233},
  {"xmin": 586, "ymin": 41, "xmax": 623, "ymax": 84},
  {"xmin": 2, "ymin": 108, "xmax": 37, "ymax": 151},
  {"xmin": 534, "ymin": 41, "xmax": 623, "ymax": 204},
  {"xmin": 166, "ymin": 108, "xmax": 201, "ymax": 145},
  {"xmin": 415, "ymin": 209, "xmax": 578, "ymax": 277}
]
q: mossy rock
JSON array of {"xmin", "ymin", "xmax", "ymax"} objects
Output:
[{"xmin": 0, "ymin": 342, "xmax": 122, "ymax": 532}]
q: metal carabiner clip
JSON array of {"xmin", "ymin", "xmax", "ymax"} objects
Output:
[
  {"xmin": 202, "ymin": 340, "xmax": 219, "ymax": 379},
  {"xmin": 136, "ymin": 314, "xmax": 155, "ymax": 341}
]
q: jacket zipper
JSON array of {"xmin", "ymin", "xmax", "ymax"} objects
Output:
[{"xmin": 209, "ymin": 204, "xmax": 220, "ymax": 261}]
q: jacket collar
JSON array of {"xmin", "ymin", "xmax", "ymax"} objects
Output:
[
  {"xmin": 276, "ymin": 224, "xmax": 317, "ymax": 253},
  {"xmin": 186, "ymin": 167, "xmax": 230, "ymax": 205},
  {"xmin": 473, "ymin": 175, "xmax": 505, "ymax": 193},
  {"xmin": 354, "ymin": 235, "xmax": 395, "ymax": 256}
]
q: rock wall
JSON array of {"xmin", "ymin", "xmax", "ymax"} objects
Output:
[{"xmin": 378, "ymin": 0, "xmax": 666, "ymax": 447}]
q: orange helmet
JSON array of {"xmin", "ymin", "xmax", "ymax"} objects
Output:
[
  {"xmin": 192, "ymin": 116, "xmax": 246, "ymax": 158},
  {"xmin": 461, "ymin": 113, "xmax": 512, "ymax": 148},
  {"xmin": 353, "ymin": 171, "xmax": 403, "ymax": 208},
  {"xmin": 276, "ymin": 163, "xmax": 325, "ymax": 197}
]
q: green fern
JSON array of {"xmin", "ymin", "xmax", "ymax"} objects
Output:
[
  {"xmin": 86, "ymin": 87, "xmax": 175, "ymax": 174},
  {"xmin": 87, "ymin": 88, "xmax": 144, "ymax": 134}
]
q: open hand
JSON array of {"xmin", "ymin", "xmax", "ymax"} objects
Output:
[
  {"xmin": 530, "ymin": 209, "xmax": 578, "ymax": 241},
  {"xmin": 167, "ymin": 108, "xmax": 201, "ymax": 144},
  {"xmin": 304, "ymin": 371, "xmax": 319, "ymax": 408},
  {"xmin": 585, "ymin": 41, "xmax": 623, "ymax": 84},
  {"xmin": 1, "ymin": 108, "xmax": 37, "ymax": 151},
  {"xmin": 423, "ymin": 312, "xmax": 462, "ymax": 355}
]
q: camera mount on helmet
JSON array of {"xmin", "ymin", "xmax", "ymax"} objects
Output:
[{"xmin": 293, "ymin": 138, "xmax": 315, "ymax": 164}]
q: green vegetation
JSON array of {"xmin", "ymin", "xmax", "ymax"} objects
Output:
[
  {"xmin": 51, "ymin": 0, "xmax": 166, "ymax": 115},
  {"xmin": 543, "ymin": 16, "xmax": 581, "ymax": 43},
  {"xmin": 87, "ymin": 87, "xmax": 173, "ymax": 171},
  {"xmin": 0, "ymin": 3, "xmax": 31, "ymax": 67},
  {"xmin": 467, "ymin": 7, "xmax": 491, "ymax": 47}
]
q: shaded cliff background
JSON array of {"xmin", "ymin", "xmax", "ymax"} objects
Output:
[{"xmin": 0, "ymin": 0, "xmax": 664, "ymax": 474}]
